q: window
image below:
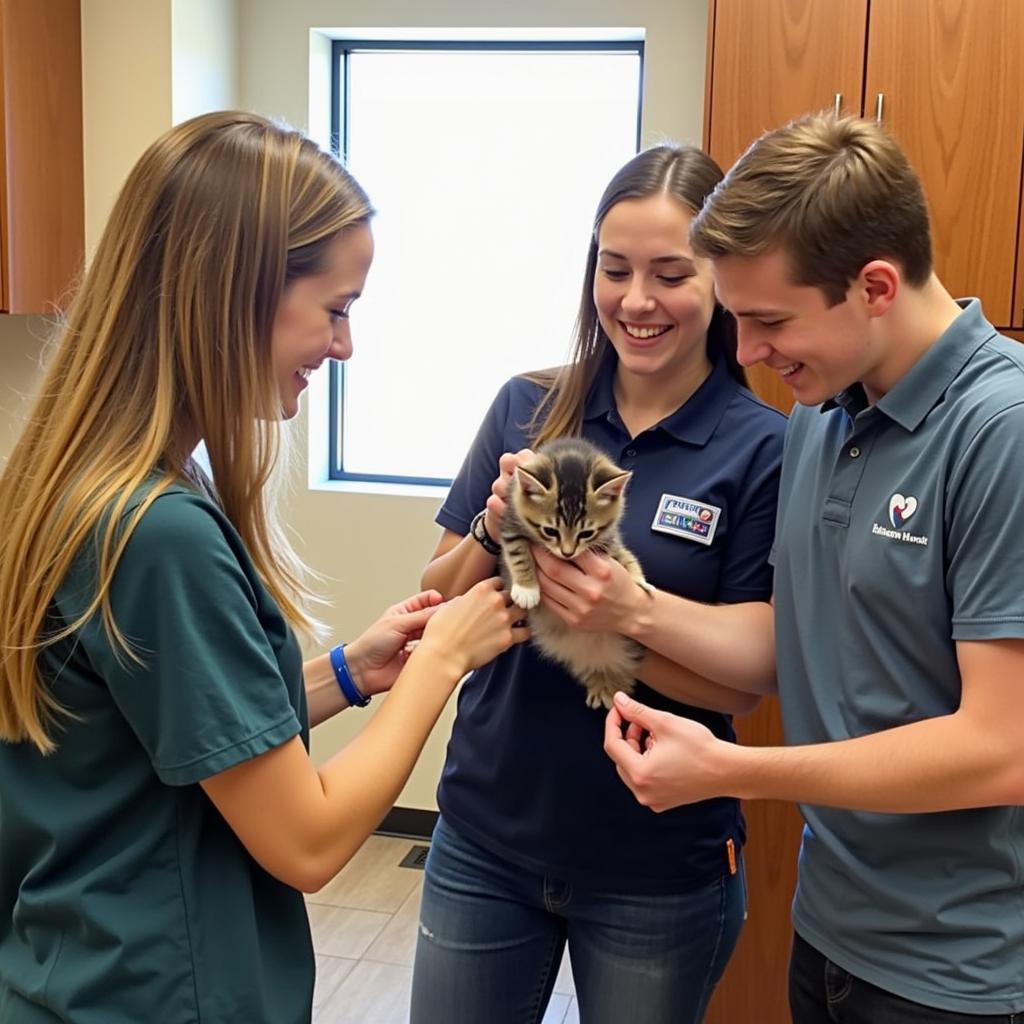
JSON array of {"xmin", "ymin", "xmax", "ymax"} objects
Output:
[{"xmin": 329, "ymin": 37, "xmax": 643, "ymax": 485}]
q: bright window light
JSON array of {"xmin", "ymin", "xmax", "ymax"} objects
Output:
[{"xmin": 332, "ymin": 43, "xmax": 642, "ymax": 483}]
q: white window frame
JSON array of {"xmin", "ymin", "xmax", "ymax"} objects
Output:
[{"xmin": 327, "ymin": 35, "xmax": 644, "ymax": 486}]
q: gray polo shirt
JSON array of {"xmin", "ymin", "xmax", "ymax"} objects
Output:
[{"xmin": 773, "ymin": 300, "xmax": 1024, "ymax": 1014}]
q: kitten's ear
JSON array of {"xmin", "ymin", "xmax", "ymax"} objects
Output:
[
  {"xmin": 594, "ymin": 470, "xmax": 631, "ymax": 503},
  {"xmin": 515, "ymin": 464, "xmax": 550, "ymax": 499}
]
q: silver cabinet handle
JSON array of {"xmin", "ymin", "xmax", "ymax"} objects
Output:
[
  {"xmin": 834, "ymin": 93, "xmax": 842, "ymax": 116},
  {"xmin": 875, "ymin": 93, "xmax": 885, "ymax": 121}
]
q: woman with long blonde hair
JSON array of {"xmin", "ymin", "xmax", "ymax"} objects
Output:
[{"xmin": 0, "ymin": 111, "xmax": 526, "ymax": 1023}]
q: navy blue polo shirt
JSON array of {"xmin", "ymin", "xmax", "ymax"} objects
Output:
[{"xmin": 436, "ymin": 354, "xmax": 786, "ymax": 891}]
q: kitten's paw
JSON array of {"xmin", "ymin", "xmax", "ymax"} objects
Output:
[
  {"xmin": 510, "ymin": 583, "xmax": 541, "ymax": 609},
  {"xmin": 584, "ymin": 678, "xmax": 632, "ymax": 710}
]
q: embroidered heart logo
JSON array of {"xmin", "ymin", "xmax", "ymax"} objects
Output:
[{"xmin": 889, "ymin": 493, "xmax": 918, "ymax": 529}]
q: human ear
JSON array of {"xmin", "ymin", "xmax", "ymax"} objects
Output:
[{"xmin": 858, "ymin": 259, "xmax": 899, "ymax": 317}]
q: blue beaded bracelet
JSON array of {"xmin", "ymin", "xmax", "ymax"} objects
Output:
[{"xmin": 329, "ymin": 644, "xmax": 370, "ymax": 707}]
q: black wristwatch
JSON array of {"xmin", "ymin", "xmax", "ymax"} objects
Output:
[{"xmin": 470, "ymin": 510, "xmax": 502, "ymax": 556}]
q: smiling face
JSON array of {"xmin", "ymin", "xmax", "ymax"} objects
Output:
[
  {"xmin": 271, "ymin": 223, "xmax": 374, "ymax": 419},
  {"xmin": 593, "ymin": 194, "xmax": 716, "ymax": 389},
  {"xmin": 712, "ymin": 248, "xmax": 884, "ymax": 406}
]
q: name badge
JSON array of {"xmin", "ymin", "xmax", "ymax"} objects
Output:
[{"xmin": 651, "ymin": 493, "xmax": 721, "ymax": 546}]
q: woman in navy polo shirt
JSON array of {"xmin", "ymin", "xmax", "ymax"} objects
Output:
[{"xmin": 409, "ymin": 146, "xmax": 786, "ymax": 1024}]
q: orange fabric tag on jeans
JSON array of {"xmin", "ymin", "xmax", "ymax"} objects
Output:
[{"xmin": 726, "ymin": 838, "xmax": 737, "ymax": 875}]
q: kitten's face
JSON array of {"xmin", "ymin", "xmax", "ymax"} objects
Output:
[{"xmin": 511, "ymin": 450, "xmax": 630, "ymax": 560}]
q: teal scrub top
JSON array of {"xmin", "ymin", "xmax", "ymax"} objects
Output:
[{"xmin": 0, "ymin": 484, "xmax": 312, "ymax": 1023}]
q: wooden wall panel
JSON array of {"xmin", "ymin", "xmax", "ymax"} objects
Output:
[
  {"xmin": 1015, "ymin": 175, "xmax": 1024, "ymax": 329},
  {"xmin": 705, "ymin": 698, "xmax": 803, "ymax": 1024}
]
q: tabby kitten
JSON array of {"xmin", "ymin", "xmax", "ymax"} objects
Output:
[{"xmin": 500, "ymin": 438, "xmax": 651, "ymax": 709}]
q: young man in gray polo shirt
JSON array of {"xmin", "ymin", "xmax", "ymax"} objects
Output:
[{"xmin": 599, "ymin": 114, "xmax": 1024, "ymax": 1020}]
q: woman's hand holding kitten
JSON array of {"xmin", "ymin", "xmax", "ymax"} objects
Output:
[
  {"xmin": 533, "ymin": 547, "xmax": 653, "ymax": 636},
  {"xmin": 483, "ymin": 449, "xmax": 535, "ymax": 540}
]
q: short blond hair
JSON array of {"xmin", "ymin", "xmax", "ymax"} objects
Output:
[{"xmin": 691, "ymin": 113, "xmax": 932, "ymax": 305}]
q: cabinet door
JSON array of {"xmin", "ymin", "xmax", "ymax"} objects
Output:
[
  {"xmin": 865, "ymin": 0, "xmax": 1024, "ymax": 328},
  {"xmin": 0, "ymin": 7, "xmax": 8, "ymax": 310},
  {"xmin": 0, "ymin": 0, "xmax": 84, "ymax": 314},
  {"xmin": 705, "ymin": 0, "xmax": 868, "ymax": 414},
  {"xmin": 1017, "ymin": 223, "xmax": 1024, "ymax": 328},
  {"xmin": 706, "ymin": 0, "xmax": 868, "ymax": 172}
]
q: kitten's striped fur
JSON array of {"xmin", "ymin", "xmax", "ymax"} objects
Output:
[{"xmin": 501, "ymin": 438, "xmax": 651, "ymax": 709}]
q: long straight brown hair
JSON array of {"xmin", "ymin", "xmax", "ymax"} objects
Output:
[
  {"xmin": 528, "ymin": 145, "xmax": 744, "ymax": 447},
  {"xmin": 0, "ymin": 111, "xmax": 372, "ymax": 753}
]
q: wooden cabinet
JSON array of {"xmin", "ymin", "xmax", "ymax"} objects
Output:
[
  {"xmin": 702, "ymin": 4, "xmax": 1024, "ymax": 1022},
  {"xmin": 0, "ymin": 0, "xmax": 84, "ymax": 314},
  {"xmin": 704, "ymin": 0, "xmax": 871, "ymax": 415},
  {"xmin": 706, "ymin": 0, "xmax": 1024, "ymax": 341},
  {"xmin": 863, "ymin": 1, "xmax": 1024, "ymax": 328},
  {"xmin": 705, "ymin": 0, "xmax": 869, "ymax": 172}
]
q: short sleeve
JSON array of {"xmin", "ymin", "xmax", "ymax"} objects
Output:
[
  {"xmin": 718, "ymin": 413, "xmax": 785, "ymax": 603},
  {"xmin": 69, "ymin": 492, "xmax": 302, "ymax": 785},
  {"xmin": 947, "ymin": 402, "xmax": 1024, "ymax": 639},
  {"xmin": 769, "ymin": 407, "xmax": 804, "ymax": 570}
]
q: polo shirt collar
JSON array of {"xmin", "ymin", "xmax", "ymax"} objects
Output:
[
  {"xmin": 583, "ymin": 351, "xmax": 737, "ymax": 446},
  {"xmin": 824, "ymin": 384, "xmax": 869, "ymax": 418},
  {"xmin": 821, "ymin": 299, "xmax": 995, "ymax": 431}
]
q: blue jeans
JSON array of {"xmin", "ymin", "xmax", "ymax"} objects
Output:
[
  {"xmin": 410, "ymin": 817, "xmax": 745, "ymax": 1024},
  {"xmin": 789, "ymin": 932, "xmax": 1021, "ymax": 1023}
]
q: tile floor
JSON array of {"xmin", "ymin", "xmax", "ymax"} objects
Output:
[{"xmin": 307, "ymin": 834, "xmax": 578, "ymax": 1023}]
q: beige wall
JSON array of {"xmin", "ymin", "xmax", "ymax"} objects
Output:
[
  {"xmin": 0, "ymin": 0, "xmax": 710, "ymax": 811},
  {"xmin": 238, "ymin": 0, "xmax": 708, "ymax": 147},
  {"xmin": 0, "ymin": 317, "xmax": 52, "ymax": 462},
  {"xmin": 172, "ymin": 0, "xmax": 239, "ymax": 124},
  {"xmin": 81, "ymin": 0, "xmax": 174, "ymax": 258}
]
